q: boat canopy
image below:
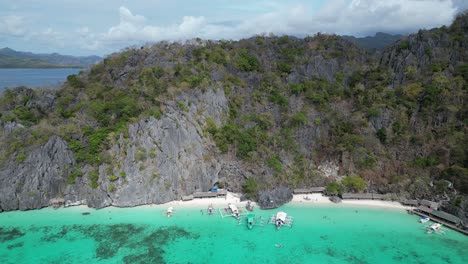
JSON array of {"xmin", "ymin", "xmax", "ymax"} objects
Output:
[
  {"xmin": 276, "ymin": 212, "xmax": 287, "ymax": 222},
  {"xmin": 167, "ymin": 207, "xmax": 173, "ymax": 213}
]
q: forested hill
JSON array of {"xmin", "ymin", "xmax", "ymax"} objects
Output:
[
  {"xmin": 0, "ymin": 12, "xmax": 466, "ymax": 221},
  {"xmin": 0, "ymin": 48, "xmax": 101, "ymax": 68}
]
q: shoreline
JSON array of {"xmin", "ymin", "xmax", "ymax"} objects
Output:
[
  {"xmin": 50, "ymin": 192, "xmax": 412, "ymax": 212},
  {"xmin": 291, "ymin": 193, "xmax": 411, "ymax": 210},
  {"xmin": 0, "ymin": 192, "xmax": 414, "ymax": 214}
]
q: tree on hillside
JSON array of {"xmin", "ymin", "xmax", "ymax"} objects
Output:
[
  {"xmin": 342, "ymin": 175, "xmax": 366, "ymax": 193},
  {"xmin": 326, "ymin": 181, "xmax": 343, "ymax": 196}
]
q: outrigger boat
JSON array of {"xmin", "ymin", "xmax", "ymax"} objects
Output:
[
  {"xmin": 269, "ymin": 212, "xmax": 294, "ymax": 230},
  {"xmin": 246, "ymin": 201, "xmax": 254, "ymax": 212},
  {"xmin": 218, "ymin": 203, "xmax": 248, "ymax": 220},
  {"xmin": 201, "ymin": 204, "xmax": 216, "ymax": 215},
  {"xmin": 419, "ymin": 216, "xmax": 430, "ymax": 223},
  {"xmin": 246, "ymin": 213, "xmax": 265, "ymax": 229},
  {"xmin": 166, "ymin": 207, "xmax": 174, "ymax": 218},
  {"xmin": 229, "ymin": 203, "xmax": 240, "ymax": 220},
  {"xmin": 425, "ymin": 223, "xmax": 445, "ymax": 234},
  {"xmin": 247, "ymin": 213, "xmax": 255, "ymax": 229}
]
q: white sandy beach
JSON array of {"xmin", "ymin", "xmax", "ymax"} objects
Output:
[
  {"xmin": 291, "ymin": 193, "xmax": 411, "ymax": 210},
  {"xmin": 146, "ymin": 191, "xmax": 246, "ymax": 209},
  {"xmin": 133, "ymin": 192, "xmax": 412, "ymax": 211}
]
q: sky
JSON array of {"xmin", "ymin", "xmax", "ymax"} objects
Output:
[{"xmin": 0, "ymin": 0, "xmax": 467, "ymax": 56}]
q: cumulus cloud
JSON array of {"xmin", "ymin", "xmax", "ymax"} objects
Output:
[
  {"xmin": 312, "ymin": 0, "xmax": 457, "ymax": 35},
  {"xmin": 101, "ymin": 7, "xmax": 211, "ymax": 43},
  {"xmin": 3, "ymin": 0, "xmax": 459, "ymax": 55},
  {"xmin": 76, "ymin": 27, "xmax": 101, "ymax": 51},
  {"xmin": 95, "ymin": 0, "xmax": 456, "ymax": 49},
  {"xmin": 0, "ymin": 15, "xmax": 27, "ymax": 37}
]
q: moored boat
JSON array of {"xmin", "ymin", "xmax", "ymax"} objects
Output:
[
  {"xmin": 426, "ymin": 223, "xmax": 444, "ymax": 234},
  {"xmin": 228, "ymin": 203, "xmax": 240, "ymax": 219},
  {"xmin": 419, "ymin": 216, "xmax": 430, "ymax": 223},
  {"xmin": 275, "ymin": 212, "xmax": 287, "ymax": 229},
  {"xmin": 167, "ymin": 207, "xmax": 173, "ymax": 217},
  {"xmin": 247, "ymin": 213, "xmax": 255, "ymax": 229}
]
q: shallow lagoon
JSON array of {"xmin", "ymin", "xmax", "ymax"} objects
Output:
[{"xmin": 0, "ymin": 204, "xmax": 467, "ymax": 264}]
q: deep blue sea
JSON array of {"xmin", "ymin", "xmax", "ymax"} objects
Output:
[{"xmin": 0, "ymin": 68, "xmax": 81, "ymax": 92}]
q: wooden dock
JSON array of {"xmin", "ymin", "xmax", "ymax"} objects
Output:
[{"xmin": 411, "ymin": 210, "xmax": 468, "ymax": 236}]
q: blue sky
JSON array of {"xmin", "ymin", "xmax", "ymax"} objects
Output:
[{"xmin": 0, "ymin": 0, "xmax": 467, "ymax": 56}]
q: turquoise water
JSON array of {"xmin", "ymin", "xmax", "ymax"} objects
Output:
[
  {"xmin": 0, "ymin": 204, "xmax": 467, "ymax": 264},
  {"xmin": 0, "ymin": 68, "xmax": 81, "ymax": 91}
]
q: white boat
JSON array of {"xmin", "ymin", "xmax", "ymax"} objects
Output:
[
  {"xmin": 207, "ymin": 204, "xmax": 214, "ymax": 215},
  {"xmin": 419, "ymin": 216, "xmax": 430, "ymax": 223},
  {"xmin": 426, "ymin": 223, "xmax": 444, "ymax": 234},
  {"xmin": 167, "ymin": 207, "xmax": 173, "ymax": 218},
  {"xmin": 275, "ymin": 212, "xmax": 287, "ymax": 229},
  {"xmin": 228, "ymin": 203, "xmax": 240, "ymax": 219},
  {"xmin": 269, "ymin": 211, "xmax": 294, "ymax": 229}
]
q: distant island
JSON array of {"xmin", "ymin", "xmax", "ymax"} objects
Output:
[
  {"xmin": 342, "ymin": 32, "xmax": 403, "ymax": 51},
  {"xmin": 0, "ymin": 47, "xmax": 101, "ymax": 68}
]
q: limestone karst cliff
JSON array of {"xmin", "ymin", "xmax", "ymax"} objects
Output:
[{"xmin": 0, "ymin": 13, "xmax": 466, "ymax": 223}]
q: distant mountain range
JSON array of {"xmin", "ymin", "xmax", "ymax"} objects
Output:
[
  {"xmin": 342, "ymin": 32, "xmax": 403, "ymax": 51},
  {"xmin": 0, "ymin": 48, "xmax": 102, "ymax": 68}
]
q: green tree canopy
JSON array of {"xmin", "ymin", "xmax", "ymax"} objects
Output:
[
  {"xmin": 342, "ymin": 175, "xmax": 366, "ymax": 193},
  {"xmin": 326, "ymin": 181, "xmax": 343, "ymax": 196}
]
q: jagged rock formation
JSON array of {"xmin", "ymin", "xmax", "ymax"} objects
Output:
[
  {"xmin": 257, "ymin": 187, "xmax": 293, "ymax": 209},
  {"xmin": 0, "ymin": 136, "xmax": 74, "ymax": 211},
  {"xmin": 0, "ymin": 13, "xmax": 467, "ymax": 220},
  {"xmin": 64, "ymin": 88, "xmax": 230, "ymax": 208}
]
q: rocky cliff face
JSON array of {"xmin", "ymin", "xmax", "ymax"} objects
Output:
[
  {"xmin": 0, "ymin": 136, "xmax": 74, "ymax": 211},
  {"xmin": 0, "ymin": 88, "xmax": 235, "ymax": 210},
  {"xmin": 64, "ymin": 88, "xmax": 231, "ymax": 208},
  {"xmin": 0, "ymin": 14, "xmax": 466, "ymax": 217}
]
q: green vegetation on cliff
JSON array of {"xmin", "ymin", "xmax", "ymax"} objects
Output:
[{"xmin": 0, "ymin": 13, "xmax": 467, "ymax": 218}]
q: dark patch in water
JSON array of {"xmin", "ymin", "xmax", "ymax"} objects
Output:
[
  {"xmin": 440, "ymin": 255, "xmax": 453, "ymax": 264},
  {"xmin": 320, "ymin": 235, "xmax": 328, "ymax": 240},
  {"xmin": 19, "ymin": 223, "xmax": 198, "ymax": 262},
  {"xmin": 326, "ymin": 247, "xmax": 336, "ymax": 257},
  {"xmin": 7, "ymin": 242, "xmax": 23, "ymax": 250},
  {"xmin": 0, "ymin": 227, "xmax": 24, "ymax": 242},
  {"xmin": 346, "ymin": 255, "xmax": 368, "ymax": 264},
  {"xmin": 409, "ymin": 250, "xmax": 420, "ymax": 258},
  {"xmin": 66, "ymin": 224, "xmax": 199, "ymax": 263},
  {"xmin": 41, "ymin": 227, "xmax": 68, "ymax": 242},
  {"xmin": 244, "ymin": 241, "xmax": 256, "ymax": 251}
]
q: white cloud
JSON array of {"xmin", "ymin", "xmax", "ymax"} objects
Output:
[
  {"xmin": 76, "ymin": 27, "xmax": 101, "ymax": 51},
  {"xmin": 311, "ymin": 0, "xmax": 457, "ymax": 35},
  {"xmin": 0, "ymin": 15, "xmax": 27, "ymax": 37},
  {"xmin": 3, "ymin": 1, "xmax": 459, "ymax": 55},
  {"xmin": 28, "ymin": 27, "xmax": 65, "ymax": 46},
  {"xmin": 97, "ymin": 0, "xmax": 457, "ymax": 49}
]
